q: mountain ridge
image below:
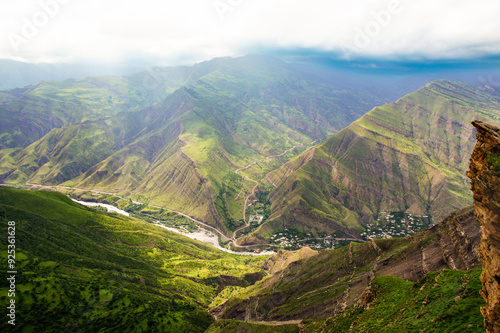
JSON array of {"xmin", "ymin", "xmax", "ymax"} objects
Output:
[
  {"xmin": 243, "ymin": 80, "xmax": 500, "ymax": 244},
  {"xmin": 0, "ymin": 55, "xmax": 393, "ymax": 235}
]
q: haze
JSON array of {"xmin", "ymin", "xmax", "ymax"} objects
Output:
[{"xmin": 1, "ymin": 0, "xmax": 500, "ymax": 67}]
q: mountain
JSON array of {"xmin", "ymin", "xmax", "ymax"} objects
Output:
[
  {"xmin": 0, "ymin": 55, "xmax": 395, "ymax": 235},
  {"xmin": 4, "ymin": 57, "xmax": 500, "ymax": 240},
  {"xmin": 1, "ymin": 124, "xmax": 491, "ymax": 332},
  {"xmin": 248, "ymin": 80, "xmax": 500, "ymax": 244},
  {"xmin": 467, "ymin": 121, "xmax": 500, "ymax": 333},
  {"xmin": 0, "ymin": 63, "xmax": 210, "ymax": 150},
  {"xmin": 0, "ymin": 59, "xmax": 158, "ymax": 91},
  {"xmin": 210, "ymin": 206, "xmax": 484, "ymax": 332},
  {"xmin": 0, "ymin": 187, "xmax": 264, "ymax": 332}
]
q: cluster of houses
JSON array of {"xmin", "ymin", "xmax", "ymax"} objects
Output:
[
  {"xmin": 361, "ymin": 212, "xmax": 431, "ymax": 240},
  {"xmin": 270, "ymin": 229, "xmax": 346, "ymax": 251},
  {"xmin": 248, "ymin": 214, "xmax": 264, "ymax": 224}
]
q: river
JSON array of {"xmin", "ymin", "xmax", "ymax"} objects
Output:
[
  {"xmin": 72, "ymin": 199, "xmax": 130, "ymax": 216},
  {"xmin": 155, "ymin": 224, "xmax": 275, "ymax": 256},
  {"xmin": 73, "ymin": 199, "xmax": 274, "ymax": 256}
]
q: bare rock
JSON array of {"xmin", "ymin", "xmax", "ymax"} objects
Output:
[{"xmin": 467, "ymin": 120, "xmax": 500, "ymax": 333}]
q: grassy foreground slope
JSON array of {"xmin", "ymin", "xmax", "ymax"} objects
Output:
[
  {"xmin": 0, "ymin": 188, "xmax": 264, "ymax": 332},
  {"xmin": 259, "ymin": 80, "xmax": 500, "ymax": 241},
  {"xmin": 314, "ymin": 268, "xmax": 484, "ymax": 332}
]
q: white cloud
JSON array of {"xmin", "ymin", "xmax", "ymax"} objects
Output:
[{"xmin": 0, "ymin": 0, "xmax": 499, "ymax": 65}]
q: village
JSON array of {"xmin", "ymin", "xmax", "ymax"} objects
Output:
[
  {"xmin": 361, "ymin": 211, "xmax": 432, "ymax": 240},
  {"xmin": 270, "ymin": 228, "xmax": 354, "ymax": 251},
  {"xmin": 269, "ymin": 211, "xmax": 433, "ymax": 251}
]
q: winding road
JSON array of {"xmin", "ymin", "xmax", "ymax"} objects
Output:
[
  {"xmin": 229, "ymin": 142, "xmax": 315, "ymax": 246},
  {"xmin": 24, "ymin": 183, "xmax": 232, "ymax": 243},
  {"xmin": 16, "ymin": 141, "xmax": 316, "ymax": 252}
]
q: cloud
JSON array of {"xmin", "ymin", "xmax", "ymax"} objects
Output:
[{"xmin": 0, "ymin": 0, "xmax": 499, "ymax": 65}]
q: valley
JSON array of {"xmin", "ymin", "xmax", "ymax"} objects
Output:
[
  {"xmin": 1, "ymin": 54, "xmax": 500, "ymax": 332},
  {"xmin": 0, "ymin": 184, "xmax": 490, "ymax": 332},
  {"xmin": 4, "ymin": 55, "xmax": 381, "ymax": 237},
  {"xmin": 2, "ymin": 60, "xmax": 500, "ymax": 253}
]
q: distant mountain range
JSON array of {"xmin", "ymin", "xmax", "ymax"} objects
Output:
[
  {"xmin": 0, "ymin": 59, "xmax": 155, "ymax": 91},
  {"xmin": 0, "ymin": 55, "xmax": 403, "ymax": 234},
  {"xmin": 1, "ymin": 55, "xmax": 500, "ymax": 241}
]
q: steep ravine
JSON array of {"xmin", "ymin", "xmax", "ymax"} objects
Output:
[{"xmin": 468, "ymin": 120, "xmax": 500, "ymax": 333}]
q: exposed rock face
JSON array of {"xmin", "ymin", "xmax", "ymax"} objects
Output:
[{"xmin": 467, "ymin": 120, "xmax": 500, "ymax": 333}]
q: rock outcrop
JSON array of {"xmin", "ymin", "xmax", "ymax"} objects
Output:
[{"xmin": 468, "ymin": 120, "xmax": 500, "ymax": 333}]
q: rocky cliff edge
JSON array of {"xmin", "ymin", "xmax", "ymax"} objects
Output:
[{"xmin": 468, "ymin": 120, "xmax": 500, "ymax": 333}]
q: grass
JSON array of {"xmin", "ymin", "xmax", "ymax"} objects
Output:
[
  {"xmin": 317, "ymin": 268, "xmax": 485, "ymax": 332},
  {"xmin": 205, "ymin": 319, "xmax": 300, "ymax": 333},
  {"xmin": 486, "ymin": 151, "xmax": 500, "ymax": 172},
  {"xmin": 0, "ymin": 187, "xmax": 264, "ymax": 332}
]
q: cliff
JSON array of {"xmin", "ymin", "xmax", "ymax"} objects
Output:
[{"xmin": 468, "ymin": 120, "xmax": 500, "ymax": 333}]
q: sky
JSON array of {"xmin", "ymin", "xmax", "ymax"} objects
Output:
[{"xmin": 1, "ymin": 0, "xmax": 500, "ymax": 67}]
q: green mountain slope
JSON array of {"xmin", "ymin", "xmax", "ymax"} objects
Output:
[
  {"xmin": 0, "ymin": 63, "xmax": 206, "ymax": 150},
  {"xmin": 0, "ymin": 187, "xmax": 264, "ymax": 332},
  {"xmin": 208, "ymin": 269, "xmax": 484, "ymax": 333},
  {"xmin": 210, "ymin": 207, "xmax": 484, "ymax": 332},
  {"xmin": 0, "ymin": 115, "xmax": 145, "ymax": 185},
  {"xmin": 0, "ymin": 76, "xmax": 131, "ymax": 150},
  {"xmin": 0, "ymin": 55, "xmax": 390, "ymax": 234},
  {"xmin": 315, "ymin": 268, "xmax": 484, "ymax": 332},
  {"xmin": 256, "ymin": 80, "xmax": 500, "ymax": 242}
]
